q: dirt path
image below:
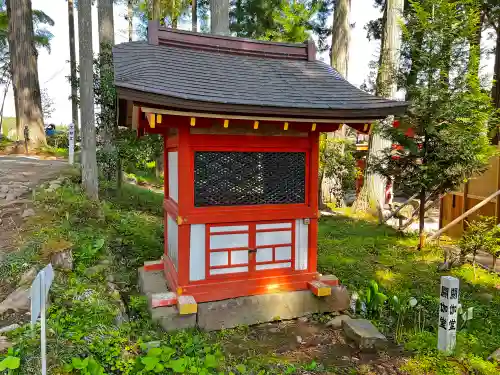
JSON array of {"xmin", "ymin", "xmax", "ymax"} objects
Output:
[{"xmin": 0, "ymin": 155, "xmax": 67, "ymax": 255}]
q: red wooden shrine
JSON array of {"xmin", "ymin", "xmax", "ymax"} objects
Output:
[{"xmin": 114, "ymin": 22, "xmax": 407, "ymax": 306}]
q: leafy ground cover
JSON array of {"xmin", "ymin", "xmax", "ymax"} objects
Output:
[
  {"xmin": 2, "ymin": 178, "xmax": 500, "ymax": 374},
  {"xmin": 318, "ymin": 214, "xmax": 500, "ymax": 374}
]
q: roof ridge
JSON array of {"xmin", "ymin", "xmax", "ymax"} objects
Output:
[{"xmin": 147, "ymin": 20, "xmax": 317, "ymax": 61}]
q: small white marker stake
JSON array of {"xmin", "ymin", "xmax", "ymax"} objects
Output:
[
  {"xmin": 68, "ymin": 122, "xmax": 75, "ymax": 165},
  {"xmin": 438, "ymin": 276, "xmax": 459, "ymax": 354},
  {"xmin": 30, "ymin": 264, "xmax": 54, "ymax": 375}
]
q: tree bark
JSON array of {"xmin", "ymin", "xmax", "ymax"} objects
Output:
[
  {"xmin": 358, "ymin": 0, "xmax": 403, "ymax": 213},
  {"xmin": 192, "ymin": 0, "xmax": 197, "ymax": 32},
  {"xmin": 128, "ymin": 0, "xmax": 133, "ymax": 41},
  {"xmin": 98, "ymin": 0, "xmax": 115, "ymax": 152},
  {"xmin": 153, "ymin": 0, "xmax": 161, "ymax": 21},
  {"xmin": 321, "ymin": 0, "xmax": 350, "ymax": 207},
  {"xmin": 68, "ymin": 0, "xmax": 79, "ymax": 136},
  {"xmin": 78, "ymin": 0, "xmax": 99, "ymax": 199},
  {"xmin": 6, "ymin": 0, "xmax": 46, "ymax": 147},
  {"xmin": 210, "ymin": 0, "xmax": 229, "ymax": 35},
  {"xmin": 418, "ymin": 187, "xmax": 426, "ymax": 249},
  {"xmin": 331, "ymin": 0, "xmax": 350, "ymax": 78},
  {"xmin": 493, "ymin": 27, "xmax": 500, "ymax": 109}
]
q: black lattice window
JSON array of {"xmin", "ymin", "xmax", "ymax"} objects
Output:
[{"xmin": 194, "ymin": 151, "xmax": 306, "ymax": 207}]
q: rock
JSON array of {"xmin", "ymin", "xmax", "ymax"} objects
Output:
[
  {"xmin": 477, "ymin": 293, "xmax": 493, "ymax": 304},
  {"xmin": 296, "ymin": 335, "xmax": 303, "ymax": 344},
  {"xmin": 342, "ymin": 319, "xmax": 387, "ymax": 351},
  {"xmin": 298, "ymin": 316, "xmax": 308, "ymax": 323},
  {"xmin": 21, "ymin": 208, "xmax": 35, "ymax": 218},
  {"xmin": 326, "ymin": 314, "xmax": 351, "ymax": 329},
  {"xmin": 0, "ymin": 185, "xmax": 8, "ymax": 193},
  {"xmin": 0, "ymin": 324, "xmax": 20, "ymax": 334},
  {"xmin": 107, "ymin": 274, "xmax": 115, "ymax": 283},
  {"xmin": 0, "ymin": 336, "xmax": 13, "ymax": 352},
  {"xmin": 84, "ymin": 263, "xmax": 108, "ymax": 277},
  {"xmin": 269, "ymin": 327, "xmax": 280, "ymax": 333},
  {"xmin": 51, "ymin": 249, "xmax": 73, "ymax": 271},
  {"xmin": 437, "ymin": 261, "xmax": 450, "ymax": 272},
  {"xmin": 5, "ymin": 193, "xmax": 17, "ymax": 201},
  {"xmin": 488, "ymin": 348, "xmax": 500, "ymax": 362},
  {"xmin": 99, "ymin": 259, "xmax": 111, "ymax": 266},
  {"xmin": 19, "ymin": 267, "xmax": 37, "ymax": 286},
  {"xmin": 0, "ymin": 287, "xmax": 30, "ymax": 314}
]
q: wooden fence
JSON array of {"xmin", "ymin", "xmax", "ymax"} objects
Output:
[{"xmin": 440, "ymin": 153, "xmax": 500, "ymax": 238}]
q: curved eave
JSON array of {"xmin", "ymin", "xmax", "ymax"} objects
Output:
[{"xmin": 116, "ymin": 86, "xmax": 408, "ymax": 122}]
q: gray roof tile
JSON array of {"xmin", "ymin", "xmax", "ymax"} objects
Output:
[{"xmin": 113, "ymin": 41, "xmax": 406, "ymax": 114}]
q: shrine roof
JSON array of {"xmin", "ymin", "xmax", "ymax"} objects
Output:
[{"xmin": 113, "ymin": 24, "xmax": 407, "ymax": 120}]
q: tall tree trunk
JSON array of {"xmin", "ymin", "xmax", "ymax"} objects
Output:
[
  {"xmin": 98, "ymin": 0, "xmax": 119, "ymax": 183},
  {"xmin": 153, "ymin": 0, "xmax": 161, "ymax": 21},
  {"xmin": 128, "ymin": 0, "xmax": 133, "ymax": 41},
  {"xmin": 68, "ymin": 0, "xmax": 79, "ymax": 136},
  {"xmin": 320, "ymin": 0, "xmax": 350, "ymax": 207},
  {"xmin": 192, "ymin": 0, "xmax": 197, "ymax": 32},
  {"xmin": 357, "ymin": 0, "xmax": 403, "ymax": 213},
  {"xmin": 331, "ymin": 0, "xmax": 350, "ymax": 78},
  {"xmin": 78, "ymin": 0, "xmax": 99, "ymax": 199},
  {"xmin": 492, "ymin": 26, "xmax": 500, "ymax": 110},
  {"xmin": 6, "ymin": 0, "xmax": 46, "ymax": 147},
  {"xmin": 210, "ymin": 0, "xmax": 229, "ymax": 35}
]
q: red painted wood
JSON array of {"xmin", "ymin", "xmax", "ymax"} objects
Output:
[
  {"xmin": 163, "ymin": 253, "xmax": 179, "ymax": 292},
  {"xmin": 158, "ymin": 114, "xmax": 321, "ymax": 302},
  {"xmin": 185, "ymin": 205, "xmax": 316, "ymax": 225},
  {"xmin": 189, "ymin": 133, "xmax": 311, "ymax": 150},
  {"xmin": 180, "ymin": 272, "xmax": 318, "ymax": 303}
]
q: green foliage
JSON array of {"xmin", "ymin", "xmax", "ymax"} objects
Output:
[
  {"xmin": 0, "ymin": 348, "xmax": 21, "ymax": 375},
  {"xmin": 459, "ymin": 216, "xmax": 495, "ymax": 262},
  {"xmin": 318, "ymin": 214, "xmax": 500, "ymax": 373},
  {"xmin": 319, "ymin": 135, "xmax": 358, "ymax": 205},
  {"xmin": 46, "ymin": 130, "xmax": 70, "ymax": 149},
  {"xmin": 370, "ymin": 0, "xmax": 497, "ymax": 202},
  {"xmin": 357, "ymin": 280, "xmax": 388, "ymax": 318},
  {"xmin": 231, "ymin": 0, "xmax": 333, "ymax": 47},
  {"xmin": 116, "ymin": 129, "xmax": 163, "ymax": 181}
]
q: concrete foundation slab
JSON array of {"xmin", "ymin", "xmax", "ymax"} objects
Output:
[
  {"xmin": 138, "ymin": 267, "xmax": 168, "ymax": 296},
  {"xmin": 138, "ymin": 267, "xmax": 349, "ymax": 331},
  {"xmin": 150, "ymin": 305, "xmax": 197, "ymax": 331}
]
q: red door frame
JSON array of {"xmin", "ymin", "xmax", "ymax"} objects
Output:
[{"xmin": 162, "ymin": 123, "xmax": 320, "ymax": 301}]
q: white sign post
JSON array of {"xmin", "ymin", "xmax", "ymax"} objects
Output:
[
  {"xmin": 30, "ymin": 264, "xmax": 54, "ymax": 375},
  {"xmin": 438, "ymin": 276, "xmax": 459, "ymax": 354},
  {"xmin": 68, "ymin": 122, "xmax": 75, "ymax": 165}
]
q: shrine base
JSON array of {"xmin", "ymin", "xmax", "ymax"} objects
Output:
[{"xmin": 139, "ymin": 267, "xmax": 349, "ymax": 331}]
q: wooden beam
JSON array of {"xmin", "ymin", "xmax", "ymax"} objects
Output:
[
  {"xmin": 139, "ymin": 107, "xmax": 376, "ymax": 124},
  {"xmin": 429, "ymin": 188, "xmax": 500, "ymax": 241},
  {"xmin": 496, "ymin": 155, "xmax": 500, "ymax": 224},
  {"xmin": 462, "ymin": 181, "xmax": 469, "ymax": 232}
]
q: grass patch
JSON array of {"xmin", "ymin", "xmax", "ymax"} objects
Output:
[
  {"xmin": 318, "ymin": 214, "xmax": 500, "ymax": 374},
  {"xmin": 1, "ymin": 180, "xmax": 312, "ymax": 374}
]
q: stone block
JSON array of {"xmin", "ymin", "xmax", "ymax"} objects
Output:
[
  {"xmin": 138, "ymin": 267, "xmax": 168, "ymax": 296},
  {"xmin": 342, "ymin": 318, "xmax": 387, "ymax": 351},
  {"xmin": 150, "ymin": 305, "xmax": 196, "ymax": 331},
  {"xmin": 319, "ymin": 274, "xmax": 339, "ymax": 287},
  {"xmin": 317, "ymin": 285, "xmax": 350, "ymax": 312},
  {"xmin": 326, "ymin": 314, "xmax": 351, "ymax": 329},
  {"xmin": 198, "ymin": 290, "xmax": 333, "ymax": 331}
]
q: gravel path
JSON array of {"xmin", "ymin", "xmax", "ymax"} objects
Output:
[{"xmin": 0, "ymin": 155, "xmax": 67, "ymax": 254}]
